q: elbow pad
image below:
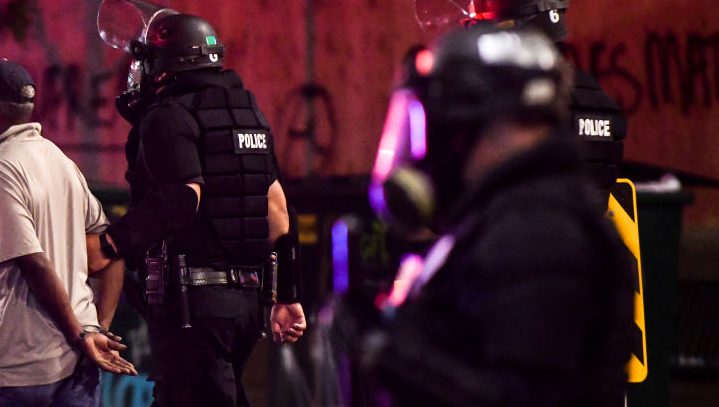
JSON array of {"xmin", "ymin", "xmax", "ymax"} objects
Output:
[
  {"xmin": 108, "ymin": 183, "xmax": 199, "ymax": 256},
  {"xmin": 275, "ymin": 207, "xmax": 303, "ymax": 303}
]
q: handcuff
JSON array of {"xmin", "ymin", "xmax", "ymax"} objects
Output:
[{"xmin": 73, "ymin": 325, "xmax": 121, "ymax": 348}]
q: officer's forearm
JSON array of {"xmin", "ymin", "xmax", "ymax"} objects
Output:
[
  {"xmin": 87, "ymin": 233, "xmax": 111, "ymax": 272},
  {"xmin": 108, "ymin": 183, "xmax": 199, "ymax": 256},
  {"xmin": 268, "ymin": 180, "xmax": 289, "ymax": 244},
  {"xmin": 275, "ymin": 207, "xmax": 302, "ymax": 303},
  {"xmin": 90, "ymin": 258, "xmax": 125, "ymax": 330}
]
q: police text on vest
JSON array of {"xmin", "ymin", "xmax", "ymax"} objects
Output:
[
  {"xmin": 236, "ymin": 132, "xmax": 268, "ymax": 150},
  {"xmin": 578, "ymin": 118, "xmax": 611, "ymax": 137}
]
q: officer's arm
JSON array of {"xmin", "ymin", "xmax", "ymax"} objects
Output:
[
  {"xmin": 107, "ymin": 104, "xmax": 203, "ymax": 257},
  {"xmin": 186, "ymin": 183, "xmax": 201, "ymax": 210},
  {"xmin": 268, "ymin": 180, "xmax": 289, "ymax": 243},
  {"xmin": 272, "ymin": 197, "xmax": 302, "ymax": 303},
  {"xmin": 268, "ymin": 180, "xmax": 307, "ymax": 343}
]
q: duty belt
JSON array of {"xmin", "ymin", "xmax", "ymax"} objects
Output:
[{"xmin": 187, "ymin": 266, "xmax": 262, "ymax": 288}]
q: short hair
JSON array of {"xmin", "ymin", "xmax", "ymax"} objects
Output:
[{"xmin": 0, "ymin": 85, "xmax": 35, "ymax": 125}]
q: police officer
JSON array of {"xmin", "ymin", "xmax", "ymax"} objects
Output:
[
  {"xmin": 472, "ymin": 0, "xmax": 628, "ymax": 202},
  {"xmin": 367, "ymin": 24, "xmax": 633, "ymax": 406},
  {"xmin": 92, "ymin": 7, "xmax": 306, "ymax": 407}
]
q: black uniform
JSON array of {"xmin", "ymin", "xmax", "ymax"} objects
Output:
[
  {"xmin": 376, "ymin": 134, "xmax": 633, "ymax": 406},
  {"xmin": 571, "ymin": 70, "xmax": 627, "ymax": 201},
  {"xmin": 109, "ymin": 68, "xmax": 277, "ymax": 407}
]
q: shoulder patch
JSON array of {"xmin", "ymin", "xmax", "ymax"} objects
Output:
[{"xmin": 233, "ymin": 129, "xmax": 270, "ymax": 153}]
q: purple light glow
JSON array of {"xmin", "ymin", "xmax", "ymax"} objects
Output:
[
  {"xmin": 385, "ymin": 253, "xmax": 425, "ymax": 308},
  {"xmin": 331, "ymin": 219, "xmax": 350, "ymax": 295},
  {"xmin": 408, "ymin": 99, "xmax": 427, "ymax": 160},
  {"xmin": 371, "ymin": 90, "xmax": 412, "ymax": 180},
  {"xmin": 368, "ymin": 181, "xmax": 387, "ymax": 218},
  {"xmin": 370, "ymin": 90, "xmax": 427, "ymax": 217}
]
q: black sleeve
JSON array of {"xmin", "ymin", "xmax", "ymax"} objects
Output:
[
  {"xmin": 108, "ymin": 103, "xmax": 202, "ymax": 256},
  {"xmin": 108, "ymin": 184, "xmax": 198, "ymax": 257},
  {"xmin": 138, "ymin": 103, "xmax": 203, "ymax": 185},
  {"xmin": 464, "ymin": 206, "xmax": 597, "ymax": 385},
  {"xmin": 377, "ymin": 204, "xmax": 627, "ymax": 406}
]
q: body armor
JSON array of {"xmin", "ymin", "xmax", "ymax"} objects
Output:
[
  {"xmin": 571, "ymin": 70, "xmax": 627, "ymax": 196},
  {"xmin": 176, "ymin": 86, "xmax": 275, "ymax": 266},
  {"xmin": 125, "ymin": 82, "xmax": 276, "ymax": 268}
]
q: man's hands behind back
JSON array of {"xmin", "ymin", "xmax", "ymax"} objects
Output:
[{"xmin": 78, "ymin": 332, "xmax": 138, "ymax": 376}]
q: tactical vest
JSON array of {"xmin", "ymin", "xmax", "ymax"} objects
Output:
[
  {"xmin": 174, "ymin": 86, "xmax": 276, "ymax": 265},
  {"xmin": 570, "ymin": 70, "xmax": 628, "ymax": 194}
]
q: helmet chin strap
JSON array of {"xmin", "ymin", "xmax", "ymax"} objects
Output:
[{"xmin": 152, "ymin": 72, "xmax": 174, "ymax": 92}]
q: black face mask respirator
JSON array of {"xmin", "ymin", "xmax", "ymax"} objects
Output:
[
  {"xmin": 369, "ymin": 40, "xmax": 482, "ymax": 236},
  {"xmin": 97, "ymin": 0, "xmax": 175, "ymax": 122},
  {"xmin": 369, "ymin": 88, "xmax": 435, "ymax": 234}
]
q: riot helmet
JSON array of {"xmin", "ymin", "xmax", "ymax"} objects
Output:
[
  {"xmin": 98, "ymin": 0, "xmax": 224, "ymax": 120},
  {"xmin": 415, "ymin": 0, "xmax": 497, "ymax": 39},
  {"xmin": 479, "ymin": 0, "xmax": 570, "ymax": 41},
  {"xmin": 414, "ymin": 0, "xmax": 569, "ymax": 42},
  {"xmin": 134, "ymin": 12, "xmax": 225, "ymax": 77},
  {"xmin": 370, "ymin": 24, "xmax": 570, "ymax": 233}
]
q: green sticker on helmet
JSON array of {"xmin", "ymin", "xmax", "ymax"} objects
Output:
[{"xmin": 206, "ymin": 35, "xmax": 217, "ymax": 45}]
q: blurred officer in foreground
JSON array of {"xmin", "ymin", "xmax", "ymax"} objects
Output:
[
  {"xmin": 367, "ymin": 25, "xmax": 633, "ymax": 406},
  {"xmin": 94, "ymin": 3, "xmax": 306, "ymax": 406}
]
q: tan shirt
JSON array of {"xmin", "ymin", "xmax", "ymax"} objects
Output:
[{"xmin": 0, "ymin": 123, "xmax": 108, "ymax": 386}]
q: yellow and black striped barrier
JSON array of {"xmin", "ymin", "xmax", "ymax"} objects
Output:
[{"xmin": 607, "ymin": 179, "xmax": 648, "ymax": 383}]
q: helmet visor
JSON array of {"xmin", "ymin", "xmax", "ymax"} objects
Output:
[
  {"xmin": 127, "ymin": 59, "xmax": 143, "ymax": 91},
  {"xmin": 415, "ymin": 0, "xmax": 499, "ymax": 39},
  {"xmin": 97, "ymin": 0, "xmax": 173, "ymax": 52}
]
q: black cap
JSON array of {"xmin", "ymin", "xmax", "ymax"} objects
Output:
[{"xmin": 0, "ymin": 59, "xmax": 35, "ymax": 103}]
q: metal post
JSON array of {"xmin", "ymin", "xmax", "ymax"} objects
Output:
[{"xmin": 303, "ymin": 0, "xmax": 317, "ymax": 178}]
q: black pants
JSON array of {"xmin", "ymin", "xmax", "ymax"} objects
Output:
[{"xmin": 147, "ymin": 288, "xmax": 262, "ymax": 407}]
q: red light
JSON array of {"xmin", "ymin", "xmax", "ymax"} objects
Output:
[
  {"xmin": 415, "ymin": 49, "xmax": 434, "ymax": 76},
  {"xmin": 477, "ymin": 11, "xmax": 496, "ymax": 20},
  {"xmin": 466, "ymin": 0, "xmax": 497, "ymax": 21},
  {"xmin": 374, "ymin": 292, "xmax": 389, "ymax": 310}
]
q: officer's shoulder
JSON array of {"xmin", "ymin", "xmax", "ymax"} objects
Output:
[
  {"xmin": 139, "ymin": 98, "xmax": 198, "ymax": 137},
  {"xmin": 219, "ymin": 68, "xmax": 244, "ymax": 87},
  {"xmin": 573, "ymin": 69, "xmax": 602, "ymax": 90},
  {"xmin": 145, "ymin": 95, "xmax": 195, "ymax": 117},
  {"xmin": 488, "ymin": 177, "xmax": 593, "ymax": 221},
  {"xmin": 571, "ymin": 70, "xmax": 621, "ymax": 111}
]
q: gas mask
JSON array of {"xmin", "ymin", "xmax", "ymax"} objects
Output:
[
  {"xmin": 369, "ymin": 88, "xmax": 434, "ymax": 233},
  {"xmin": 369, "ymin": 46, "xmax": 471, "ymax": 234},
  {"xmin": 371, "ymin": 25, "xmax": 566, "ymax": 234},
  {"xmin": 97, "ymin": 0, "xmax": 175, "ymax": 122}
]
